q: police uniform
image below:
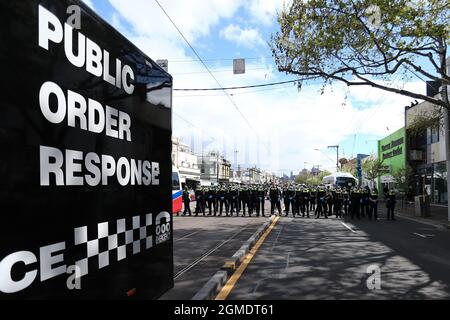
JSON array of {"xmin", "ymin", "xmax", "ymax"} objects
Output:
[
  {"xmin": 309, "ymin": 186, "xmax": 316, "ymax": 212},
  {"xmin": 386, "ymin": 189, "xmax": 396, "ymax": 221},
  {"xmin": 349, "ymin": 187, "xmax": 361, "ymax": 219},
  {"xmin": 287, "ymin": 184, "xmax": 296, "ymax": 217},
  {"xmin": 369, "ymin": 187, "xmax": 379, "ymax": 220},
  {"xmin": 295, "ymin": 185, "xmax": 302, "ymax": 217},
  {"xmin": 342, "ymin": 188, "xmax": 350, "ymax": 216},
  {"xmin": 194, "ymin": 186, "xmax": 205, "ymax": 216},
  {"xmin": 282, "ymin": 185, "xmax": 290, "ymax": 215},
  {"xmin": 334, "ymin": 187, "xmax": 343, "ymax": 218},
  {"xmin": 229, "ymin": 185, "xmax": 239, "ymax": 216},
  {"xmin": 182, "ymin": 188, "xmax": 191, "ymax": 216},
  {"xmin": 257, "ymin": 185, "xmax": 266, "ymax": 217},
  {"xmin": 206, "ymin": 187, "xmax": 216, "ymax": 216},
  {"xmin": 269, "ymin": 185, "xmax": 282, "ymax": 215},
  {"xmin": 315, "ymin": 186, "xmax": 327, "ymax": 218},
  {"xmin": 239, "ymin": 185, "xmax": 249, "ymax": 216},
  {"xmin": 361, "ymin": 187, "xmax": 370, "ymax": 218},
  {"xmin": 218, "ymin": 185, "xmax": 227, "ymax": 216}
]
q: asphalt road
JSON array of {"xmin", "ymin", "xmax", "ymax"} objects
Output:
[
  {"xmin": 159, "ymin": 207, "xmax": 269, "ymax": 300},
  {"xmin": 225, "ymin": 209, "xmax": 450, "ymax": 300}
]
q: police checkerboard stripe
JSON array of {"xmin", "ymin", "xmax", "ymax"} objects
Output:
[{"xmin": 74, "ymin": 214, "xmax": 153, "ymax": 276}]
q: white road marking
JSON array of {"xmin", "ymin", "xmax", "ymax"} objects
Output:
[
  {"xmin": 413, "ymin": 232, "xmax": 427, "ymax": 238},
  {"xmin": 342, "ymin": 222, "xmax": 356, "ymax": 233}
]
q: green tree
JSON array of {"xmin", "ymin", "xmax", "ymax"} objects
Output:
[
  {"xmin": 342, "ymin": 162, "xmax": 357, "ymax": 177},
  {"xmin": 361, "ymin": 155, "xmax": 384, "ymax": 184},
  {"xmin": 391, "ymin": 165, "xmax": 414, "ymax": 193},
  {"xmin": 271, "ymin": 0, "xmax": 450, "ymax": 219}
]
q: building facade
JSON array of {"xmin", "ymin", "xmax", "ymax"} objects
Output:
[
  {"xmin": 172, "ymin": 137, "xmax": 201, "ymax": 189},
  {"xmin": 198, "ymin": 151, "xmax": 231, "ymax": 185},
  {"xmin": 405, "ymin": 101, "xmax": 447, "ymax": 204},
  {"xmin": 377, "ymin": 127, "xmax": 406, "ymax": 191}
]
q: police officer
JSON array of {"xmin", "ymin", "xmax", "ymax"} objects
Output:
[
  {"xmin": 282, "ymin": 184, "xmax": 290, "ymax": 215},
  {"xmin": 194, "ymin": 185, "xmax": 205, "ymax": 216},
  {"xmin": 369, "ymin": 186, "xmax": 379, "ymax": 221},
  {"xmin": 342, "ymin": 187, "xmax": 350, "ymax": 216},
  {"xmin": 229, "ymin": 184, "xmax": 239, "ymax": 216},
  {"xmin": 257, "ymin": 184, "xmax": 266, "ymax": 217},
  {"xmin": 349, "ymin": 187, "xmax": 361, "ymax": 220},
  {"xmin": 315, "ymin": 185, "xmax": 327, "ymax": 218},
  {"xmin": 361, "ymin": 186, "xmax": 370, "ymax": 218},
  {"xmin": 288, "ymin": 183, "xmax": 296, "ymax": 217},
  {"xmin": 386, "ymin": 187, "xmax": 396, "ymax": 221},
  {"xmin": 334, "ymin": 187, "xmax": 343, "ymax": 218},
  {"xmin": 269, "ymin": 183, "xmax": 282, "ymax": 215},
  {"xmin": 182, "ymin": 186, "xmax": 192, "ymax": 216},
  {"xmin": 218, "ymin": 184, "xmax": 227, "ymax": 216},
  {"xmin": 325, "ymin": 186, "xmax": 333, "ymax": 216},
  {"xmin": 300, "ymin": 185, "xmax": 310, "ymax": 218},
  {"xmin": 295, "ymin": 184, "xmax": 302, "ymax": 217},
  {"xmin": 309, "ymin": 186, "xmax": 316, "ymax": 212},
  {"xmin": 239, "ymin": 185, "xmax": 249, "ymax": 216},
  {"xmin": 206, "ymin": 186, "xmax": 216, "ymax": 216}
]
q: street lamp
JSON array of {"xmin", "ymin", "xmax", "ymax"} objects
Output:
[{"xmin": 327, "ymin": 145, "xmax": 339, "ymax": 172}]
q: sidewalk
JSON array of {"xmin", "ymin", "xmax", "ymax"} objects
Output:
[{"xmin": 380, "ymin": 201, "xmax": 450, "ymax": 229}]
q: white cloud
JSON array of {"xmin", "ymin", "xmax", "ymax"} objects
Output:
[
  {"xmin": 247, "ymin": 0, "xmax": 287, "ymax": 26},
  {"xmin": 103, "ymin": 0, "xmax": 420, "ymax": 175},
  {"xmin": 219, "ymin": 24, "xmax": 265, "ymax": 48},
  {"xmin": 108, "ymin": 0, "xmax": 244, "ymax": 43}
]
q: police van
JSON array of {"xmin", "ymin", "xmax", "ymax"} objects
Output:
[
  {"xmin": 0, "ymin": 0, "xmax": 173, "ymax": 299},
  {"xmin": 322, "ymin": 172, "xmax": 358, "ymax": 188}
]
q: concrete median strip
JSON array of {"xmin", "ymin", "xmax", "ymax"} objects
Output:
[{"xmin": 191, "ymin": 215, "xmax": 279, "ymax": 300}]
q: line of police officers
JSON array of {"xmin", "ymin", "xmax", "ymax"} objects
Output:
[{"xmin": 182, "ymin": 183, "xmax": 397, "ymax": 221}]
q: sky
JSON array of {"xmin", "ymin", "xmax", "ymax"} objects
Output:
[{"xmin": 82, "ymin": 0, "xmax": 426, "ymax": 175}]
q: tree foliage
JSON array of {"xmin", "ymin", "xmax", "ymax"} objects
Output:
[
  {"xmin": 271, "ymin": 0, "xmax": 450, "ymax": 108},
  {"xmin": 391, "ymin": 165, "xmax": 414, "ymax": 192},
  {"xmin": 361, "ymin": 154, "xmax": 384, "ymax": 182},
  {"xmin": 295, "ymin": 170, "xmax": 332, "ymax": 185}
]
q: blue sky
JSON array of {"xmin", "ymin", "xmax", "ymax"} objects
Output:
[{"xmin": 83, "ymin": 0, "xmax": 424, "ymax": 175}]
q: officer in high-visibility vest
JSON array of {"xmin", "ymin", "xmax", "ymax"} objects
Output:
[
  {"xmin": 386, "ymin": 188, "xmax": 396, "ymax": 221},
  {"xmin": 269, "ymin": 183, "xmax": 282, "ymax": 215},
  {"xmin": 257, "ymin": 184, "xmax": 266, "ymax": 217},
  {"xmin": 182, "ymin": 187, "xmax": 192, "ymax": 216},
  {"xmin": 369, "ymin": 186, "xmax": 379, "ymax": 221}
]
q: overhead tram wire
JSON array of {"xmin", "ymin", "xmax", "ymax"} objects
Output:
[
  {"xmin": 173, "ymin": 78, "xmax": 305, "ymax": 91},
  {"xmin": 174, "ymin": 84, "xmax": 296, "ymax": 98},
  {"xmin": 168, "ymin": 56, "xmax": 274, "ymax": 63},
  {"xmin": 153, "ymin": 0, "xmax": 257, "ymax": 136},
  {"xmin": 172, "ymin": 66, "xmax": 269, "ymax": 76}
]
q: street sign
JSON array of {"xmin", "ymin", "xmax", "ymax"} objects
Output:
[
  {"xmin": 233, "ymin": 58, "xmax": 245, "ymax": 74},
  {"xmin": 0, "ymin": 0, "xmax": 173, "ymax": 299}
]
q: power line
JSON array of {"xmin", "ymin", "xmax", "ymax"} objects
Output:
[
  {"xmin": 172, "ymin": 67, "xmax": 269, "ymax": 76},
  {"xmin": 153, "ymin": 0, "xmax": 256, "ymax": 136},
  {"xmin": 173, "ymin": 79, "xmax": 302, "ymax": 91},
  {"xmin": 174, "ymin": 85, "xmax": 295, "ymax": 98},
  {"xmin": 168, "ymin": 56, "xmax": 273, "ymax": 63}
]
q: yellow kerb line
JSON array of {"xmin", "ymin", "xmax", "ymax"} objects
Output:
[{"xmin": 215, "ymin": 216, "xmax": 280, "ymax": 300}]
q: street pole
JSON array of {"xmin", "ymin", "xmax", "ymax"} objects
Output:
[
  {"xmin": 216, "ymin": 152, "xmax": 219, "ymax": 185},
  {"xmin": 327, "ymin": 145, "xmax": 339, "ymax": 172},
  {"xmin": 438, "ymin": 48, "xmax": 450, "ymax": 223}
]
